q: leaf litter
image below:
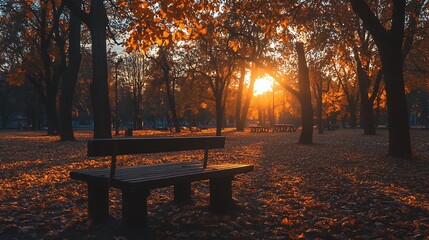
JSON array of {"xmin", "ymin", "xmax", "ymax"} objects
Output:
[{"xmin": 0, "ymin": 129, "xmax": 428, "ymax": 239}]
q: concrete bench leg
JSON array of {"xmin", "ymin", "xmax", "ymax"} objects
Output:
[
  {"xmin": 122, "ymin": 189, "xmax": 150, "ymax": 228},
  {"xmin": 87, "ymin": 183, "xmax": 109, "ymax": 223},
  {"xmin": 210, "ymin": 177, "xmax": 233, "ymax": 213},
  {"xmin": 174, "ymin": 182, "xmax": 192, "ymax": 204}
]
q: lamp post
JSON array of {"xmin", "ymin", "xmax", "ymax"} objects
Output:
[{"xmin": 115, "ymin": 58, "xmax": 123, "ymax": 136}]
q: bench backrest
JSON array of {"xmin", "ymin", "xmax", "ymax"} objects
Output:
[
  {"xmin": 88, "ymin": 136, "xmax": 226, "ymax": 179},
  {"xmin": 87, "ymin": 136, "xmax": 226, "ymax": 157}
]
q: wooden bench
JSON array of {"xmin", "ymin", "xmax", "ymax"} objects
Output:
[
  {"xmin": 249, "ymin": 126, "xmax": 271, "ymax": 133},
  {"xmin": 273, "ymin": 124, "xmax": 297, "ymax": 132},
  {"xmin": 70, "ymin": 136, "xmax": 254, "ymax": 228}
]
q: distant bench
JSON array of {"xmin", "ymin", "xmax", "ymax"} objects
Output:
[
  {"xmin": 249, "ymin": 124, "xmax": 297, "ymax": 133},
  {"xmin": 70, "ymin": 136, "xmax": 254, "ymax": 228},
  {"xmin": 249, "ymin": 126, "xmax": 271, "ymax": 133},
  {"xmin": 273, "ymin": 124, "xmax": 297, "ymax": 132}
]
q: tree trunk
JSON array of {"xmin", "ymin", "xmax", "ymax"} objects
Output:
[
  {"xmin": 165, "ymin": 76, "xmax": 181, "ymax": 133},
  {"xmin": 316, "ymin": 98, "xmax": 323, "ymax": 134},
  {"xmin": 45, "ymin": 84, "xmax": 59, "ymax": 136},
  {"xmin": 238, "ymin": 71, "xmax": 257, "ymax": 130},
  {"xmin": 215, "ymin": 93, "xmax": 223, "ymax": 136},
  {"xmin": 422, "ymin": 92, "xmax": 428, "ymax": 128},
  {"xmin": 354, "ymin": 48, "xmax": 376, "ymax": 135},
  {"xmin": 314, "ymin": 81, "xmax": 324, "ymax": 134},
  {"xmin": 349, "ymin": 0, "xmax": 412, "ymax": 157},
  {"xmin": 296, "ymin": 42, "xmax": 313, "ymax": 144},
  {"xmin": 235, "ymin": 66, "xmax": 245, "ymax": 131},
  {"xmin": 90, "ymin": 0, "xmax": 111, "ymax": 139},
  {"xmin": 360, "ymin": 95, "xmax": 376, "ymax": 134},
  {"xmin": 349, "ymin": 103, "xmax": 357, "ymax": 128},
  {"xmin": 381, "ymin": 39, "xmax": 411, "ymax": 157},
  {"xmin": 59, "ymin": 3, "xmax": 81, "ymax": 141}
]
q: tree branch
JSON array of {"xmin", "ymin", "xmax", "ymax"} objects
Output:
[
  {"xmin": 63, "ymin": 0, "xmax": 90, "ymax": 27},
  {"xmin": 369, "ymin": 69, "xmax": 383, "ymax": 103},
  {"xmin": 348, "ymin": 0, "xmax": 386, "ymax": 46}
]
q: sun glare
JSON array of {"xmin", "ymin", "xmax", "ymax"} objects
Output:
[{"xmin": 253, "ymin": 74, "xmax": 275, "ymax": 96}]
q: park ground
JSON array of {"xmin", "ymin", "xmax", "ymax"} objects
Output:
[{"xmin": 0, "ymin": 128, "xmax": 428, "ymax": 239}]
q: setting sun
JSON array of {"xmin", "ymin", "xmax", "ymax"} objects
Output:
[{"xmin": 253, "ymin": 74, "xmax": 275, "ymax": 96}]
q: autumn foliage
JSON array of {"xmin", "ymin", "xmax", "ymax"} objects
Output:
[{"xmin": 1, "ymin": 129, "xmax": 429, "ymax": 239}]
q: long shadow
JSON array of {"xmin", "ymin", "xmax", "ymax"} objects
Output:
[{"xmin": 255, "ymin": 129, "xmax": 429, "ymax": 238}]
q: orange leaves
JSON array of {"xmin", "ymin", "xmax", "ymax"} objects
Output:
[
  {"xmin": 162, "ymin": 30, "xmax": 169, "ymax": 38},
  {"xmin": 123, "ymin": 0, "xmax": 217, "ymax": 52},
  {"xmin": 281, "ymin": 217, "xmax": 293, "ymax": 226},
  {"xmin": 141, "ymin": 2, "xmax": 149, "ymax": 8},
  {"xmin": 228, "ymin": 39, "xmax": 241, "ymax": 52}
]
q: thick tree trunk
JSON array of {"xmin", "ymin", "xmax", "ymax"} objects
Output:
[
  {"xmin": 349, "ymin": 0, "xmax": 412, "ymax": 158},
  {"xmin": 59, "ymin": 4, "xmax": 81, "ymax": 141},
  {"xmin": 90, "ymin": 0, "xmax": 111, "ymax": 139},
  {"xmin": 381, "ymin": 40, "xmax": 411, "ymax": 157},
  {"xmin": 296, "ymin": 42, "xmax": 313, "ymax": 144}
]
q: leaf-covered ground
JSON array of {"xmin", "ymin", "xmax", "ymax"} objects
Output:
[{"xmin": 0, "ymin": 128, "xmax": 428, "ymax": 239}]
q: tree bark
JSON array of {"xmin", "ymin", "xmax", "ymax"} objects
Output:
[
  {"xmin": 215, "ymin": 92, "xmax": 224, "ymax": 136},
  {"xmin": 59, "ymin": 0, "xmax": 81, "ymax": 141},
  {"xmin": 235, "ymin": 66, "xmax": 245, "ymax": 131},
  {"xmin": 165, "ymin": 76, "xmax": 181, "ymax": 133},
  {"xmin": 354, "ymin": 51, "xmax": 376, "ymax": 135},
  {"xmin": 296, "ymin": 42, "xmax": 313, "ymax": 144},
  {"xmin": 39, "ymin": 5, "xmax": 59, "ymax": 136},
  {"xmin": 312, "ymin": 76, "xmax": 324, "ymax": 134},
  {"xmin": 349, "ymin": 0, "xmax": 412, "ymax": 157},
  {"xmin": 45, "ymin": 88, "xmax": 59, "ymax": 135},
  {"xmin": 160, "ymin": 51, "xmax": 180, "ymax": 133},
  {"xmin": 238, "ymin": 70, "xmax": 257, "ymax": 131},
  {"xmin": 381, "ymin": 38, "xmax": 411, "ymax": 157},
  {"xmin": 89, "ymin": 0, "xmax": 111, "ymax": 139}
]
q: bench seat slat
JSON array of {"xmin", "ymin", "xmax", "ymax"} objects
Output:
[
  {"xmin": 71, "ymin": 163, "xmax": 254, "ymax": 192},
  {"xmin": 113, "ymin": 164, "xmax": 248, "ymax": 182},
  {"xmin": 71, "ymin": 162, "xmax": 201, "ymax": 180},
  {"xmin": 115, "ymin": 164, "xmax": 254, "ymax": 191}
]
